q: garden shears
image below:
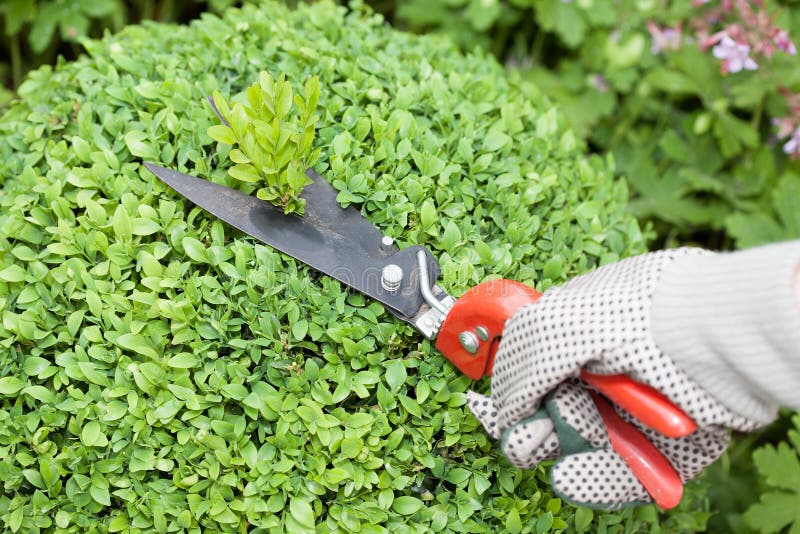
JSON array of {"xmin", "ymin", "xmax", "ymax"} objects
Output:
[{"xmin": 144, "ymin": 134, "xmax": 696, "ymax": 511}]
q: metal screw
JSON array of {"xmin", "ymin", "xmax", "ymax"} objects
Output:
[
  {"xmin": 458, "ymin": 331, "xmax": 480, "ymax": 354},
  {"xmin": 380, "ymin": 236, "xmax": 394, "ymax": 250},
  {"xmin": 475, "ymin": 326, "xmax": 489, "ymax": 341},
  {"xmin": 381, "ymin": 264, "xmax": 403, "ymax": 292}
]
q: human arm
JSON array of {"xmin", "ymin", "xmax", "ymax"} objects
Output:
[{"xmin": 651, "ymin": 239, "xmax": 800, "ymax": 422}]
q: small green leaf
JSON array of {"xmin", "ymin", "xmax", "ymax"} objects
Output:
[
  {"xmin": 483, "ymin": 130, "xmax": 510, "ymax": 151},
  {"xmin": 112, "ymin": 205, "xmax": 132, "ymax": 241},
  {"xmin": 292, "ymin": 319, "xmax": 308, "ymax": 340},
  {"xmin": 0, "ymin": 264, "xmax": 26, "ymax": 282},
  {"xmin": 116, "ymin": 333, "xmax": 158, "ymax": 359},
  {"xmin": 574, "ymin": 507, "xmax": 593, "ymax": 532},
  {"xmin": 420, "ymin": 200, "xmax": 436, "ymax": 229},
  {"xmin": 0, "ymin": 377, "xmax": 26, "ymax": 395},
  {"xmin": 90, "ymin": 483, "xmax": 111, "ymax": 506},
  {"xmin": 441, "ymin": 221, "xmax": 461, "ymax": 251},
  {"xmin": 392, "ymin": 496, "xmax": 423, "ymax": 515},
  {"xmin": 167, "ymin": 353, "xmax": 200, "ymax": 368},
  {"xmin": 505, "ymin": 508, "xmax": 522, "ymax": 534},
  {"xmin": 181, "ymin": 237, "xmax": 208, "ymax": 263},
  {"xmin": 208, "ymin": 125, "xmax": 236, "ymax": 144},
  {"xmin": 385, "ymin": 361, "xmax": 406, "ymax": 393},
  {"xmin": 81, "ymin": 420, "xmax": 108, "ymax": 447},
  {"xmin": 123, "ymin": 130, "xmax": 156, "ymax": 159},
  {"xmin": 289, "ymin": 498, "xmax": 315, "ymax": 529}
]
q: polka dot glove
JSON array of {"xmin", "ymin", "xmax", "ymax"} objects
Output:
[{"xmin": 466, "ymin": 249, "xmax": 764, "ymax": 509}]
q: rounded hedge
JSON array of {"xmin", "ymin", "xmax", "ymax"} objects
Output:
[{"xmin": 0, "ymin": 1, "xmax": 700, "ymax": 532}]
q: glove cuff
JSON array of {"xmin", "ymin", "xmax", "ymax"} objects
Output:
[{"xmin": 651, "ymin": 241, "xmax": 800, "ymax": 424}]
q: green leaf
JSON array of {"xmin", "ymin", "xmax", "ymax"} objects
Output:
[
  {"xmin": 228, "ymin": 163, "xmax": 261, "ymax": 183},
  {"xmin": 505, "ymin": 508, "xmax": 522, "ymax": 534},
  {"xmin": 167, "ymin": 353, "xmax": 200, "ymax": 368},
  {"xmin": 0, "ymin": 377, "xmax": 26, "ymax": 395},
  {"xmin": 81, "ymin": 420, "xmax": 109, "ymax": 447},
  {"xmin": 392, "ymin": 496, "xmax": 423, "ymax": 515},
  {"xmin": 116, "ymin": 333, "xmax": 158, "ymax": 359},
  {"xmin": 385, "ymin": 361, "xmax": 407, "ymax": 393},
  {"xmin": 112, "ymin": 205, "xmax": 132, "ymax": 241},
  {"xmin": 123, "ymin": 130, "xmax": 156, "ymax": 159},
  {"xmin": 574, "ymin": 507, "xmax": 593, "ymax": 533},
  {"xmin": 483, "ymin": 130, "xmax": 510, "ymax": 152},
  {"xmin": 420, "ymin": 200, "xmax": 436, "ymax": 229},
  {"xmin": 132, "ymin": 218, "xmax": 160, "ymax": 236},
  {"xmin": 181, "ymin": 236, "xmax": 208, "ymax": 263},
  {"xmin": 208, "ymin": 125, "xmax": 236, "ymax": 145},
  {"xmin": 441, "ymin": 221, "xmax": 461, "ymax": 251},
  {"xmin": 289, "ymin": 498, "xmax": 315, "ymax": 529},
  {"xmin": 0, "ymin": 264, "xmax": 26, "ymax": 282},
  {"xmin": 292, "ymin": 319, "xmax": 308, "ymax": 340},
  {"xmin": 90, "ymin": 483, "xmax": 111, "ymax": 506}
]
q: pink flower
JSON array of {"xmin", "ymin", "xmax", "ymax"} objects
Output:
[
  {"xmin": 782, "ymin": 127, "xmax": 800, "ymax": 158},
  {"xmin": 712, "ymin": 35, "xmax": 758, "ymax": 73},
  {"xmin": 772, "ymin": 117, "xmax": 796, "ymax": 139},
  {"xmin": 647, "ymin": 21, "xmax": 683, "ymax": 54},
  {"xmin": 773, "ymin": 30, "xmax": 797, "ymax": 55}
]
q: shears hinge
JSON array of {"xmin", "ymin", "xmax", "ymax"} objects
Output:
[{"xmin": 413, "ymin": 250, "xmax": 454, "ymax": 338}]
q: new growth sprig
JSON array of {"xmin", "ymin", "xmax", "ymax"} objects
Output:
[{"xmin": 208, "ymin": 72, "xmax": 321, "ymax": 215}]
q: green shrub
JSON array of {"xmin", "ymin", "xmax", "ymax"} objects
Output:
[{"xmin": 0, "ymin": 1, "xmax": 712, "ymax": 531}]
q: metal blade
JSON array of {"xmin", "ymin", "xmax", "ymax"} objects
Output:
[{"xmin": 144, "ymin": 163, "xmax": 440, "ymax": 318}]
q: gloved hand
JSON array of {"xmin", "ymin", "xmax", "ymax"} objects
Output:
[{"xmin": 467, "ymin": 249, "xmax": 769, "ymax": 509}]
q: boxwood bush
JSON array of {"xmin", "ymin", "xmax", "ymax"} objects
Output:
[{"xmin": 0, "ymin": 1, "xmax": 707, "ymax": 531}]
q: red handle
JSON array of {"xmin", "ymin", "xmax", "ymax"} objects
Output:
[
  {"xmin": 435, "ymin": 279, "xmax": 696, "ymax": 438},
  {"xmin": 590, "ymin": 392, "xmax": 684, "ymax": 509},
  {"xmin": 581, "ymin": 372, "xmax": 696, "ymax": 438}
]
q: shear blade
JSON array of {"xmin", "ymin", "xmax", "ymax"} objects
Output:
[{"xmin": 144, "ymin": 163, "xmax": 440, "ymax": 318}]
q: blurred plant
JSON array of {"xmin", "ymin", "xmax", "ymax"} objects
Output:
[
  {"xmin": 0, "ymin": 0, "xmax": 243, "ymax": 106},
  {"xmin": 693, "ymin": 0, "xmax": 796, "ymax": 74},
  {"xmin": 391, "ymin": 0, "xmax": 800, "ymax": 248},
  {"xmin": 743, "ymin": 413, "xmax": 800, "ymax": 533}
]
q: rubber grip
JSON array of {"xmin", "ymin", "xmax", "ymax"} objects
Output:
[{"xmin": 589, "ymin": 391, "xmax": 684, "ymax": 510}]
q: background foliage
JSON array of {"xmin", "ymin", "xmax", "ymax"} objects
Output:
[
  {"xmin": 389, "ymin": 0, "xmax": 800, "ymax": 250},
  {"xmin": 0, "ymin": 0, "xmax": 241, "ymax": 105},
  {"xmin": 1, "ymin": 0, "xmax": 799, "ymax": 532}
]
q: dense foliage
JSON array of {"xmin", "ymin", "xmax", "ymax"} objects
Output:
[{"xmin": 0, "ymin": 0, "xmax": 719, "ymax": 531}]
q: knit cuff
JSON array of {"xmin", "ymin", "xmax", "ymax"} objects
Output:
[{"xmin": 650, "ymin": 240, "xmax": 800, "ymax": 424}]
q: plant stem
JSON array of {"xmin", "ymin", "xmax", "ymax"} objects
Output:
[
  {"xmin": 142, "ymin": 0, "xmax": 155, "ymax": 21},
  {"xmin": 530, "ymin": 28, "xmax": 545, "ymax": 66},
  {"xmin": 159, "ymin": 0, "xmax": 176, "ymax": 22},
  {"xmin": 751, "ymin": 95, "xmax": 764, "ymax": 132},
  {"xmin": 10, "ymin": 33, "xmax": 22, "ymax": 89}
]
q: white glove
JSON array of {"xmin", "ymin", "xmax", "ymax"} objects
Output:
[{"xmin": 468, "ymin": 249, "xmax": 768, "ymax": 509}]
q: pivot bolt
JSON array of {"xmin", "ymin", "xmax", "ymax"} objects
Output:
[
  {"xmin": 381, "ymin": 264, "xmax": 403, "ymax": 292},
  {"xmin": 475, "ymin": 326, "xmax": 489, "ymax": 341},
  {"xmin": 458, "ymin": 331, "xmax": 480, "ymax": 354}
]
